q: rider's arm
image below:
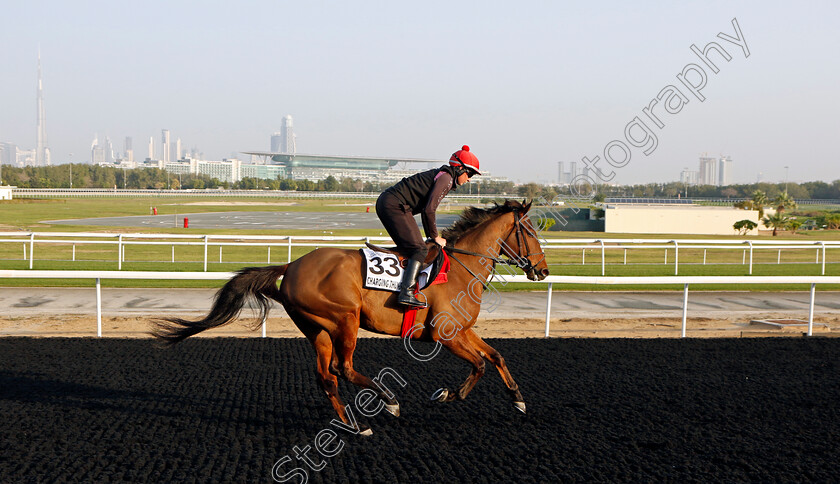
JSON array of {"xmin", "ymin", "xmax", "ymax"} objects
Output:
[{"xmin": 421, "ymin": 171, "xmax": 453, "ymax": 239}]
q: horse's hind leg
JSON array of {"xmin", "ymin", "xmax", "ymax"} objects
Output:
[
  {"xmin": 464, "ymin": 328, "xmax": 526, "ymax": 413},
  {"xmin": 433, "ymin": 331, "xmax": 486, "ymax": 403},
  {"xmin": 306, "ymin": 330, "xmax": 360, "ymax": 427},
  {"xmin": 332, "ymin": 313, "xmax": 402, "ymax": 416}
]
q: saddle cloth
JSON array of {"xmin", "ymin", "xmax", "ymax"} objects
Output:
[{"xmin": 360, "ymin": 247, "xmax": 450, "ymax": 292}]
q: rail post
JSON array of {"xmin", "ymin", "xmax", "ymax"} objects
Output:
[
  {"xmin": 703, "ymin": 248, "xmax": 707, "ymax": 265},
  {"xmin": 96, "ymin": 277, "xmax": 102, "ymax": 337},
  {"xmin": 544, "ymin": 282, "xmax": 553, "ymax": 338},
  {"xmin": 681, "ymin": 283, "xmax": 689, "ymax": 338},
  {"xmin": 673, "ymin": 240, "xmax": 679, "ymax": 275},
  {"xmin": 117, "ymin": 234, "xmax": 123, "ymax": 270},
  {"xmin": 262, "ymin": 314, "xmax": 267, "ymax": 338},
  {"xmin": 72, "ymin": 244, "xmax": 76, "ymax": 261},
  {"xmin": 203, "ymin": 235, "xmax": 208, "ymax": 272},
  {"xmin": 820, "ymin": 242, "xmax": 826, "ymax": 275},
  {"xmin": 623, "ymin": 248, "xmax": 627, "ymax": 265},
  {"xmin": 748, "ymin": 241, "xmax": 754, "ymax": 275},
  {"xmin": 267, "ymin": 246, "xmax": 271, "ymax": 264},
  {"xmin": 808, "ymin": 283, "xmax": 816, "ymax": 337},
  {"xmin": 29, "ymin": 233, "xmax": 35, "ymax": 269},
  {"xmin": 600, "ymin": 240, "xmax": 605, "ymax": 276},
  {"xmin": 287, "ymin": 236, "xmax": 293, "ymax": 263}
]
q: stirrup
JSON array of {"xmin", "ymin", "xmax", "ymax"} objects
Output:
[{"xmin": 398, "ymin": 290, "xmax": 427, "ymax": 309}]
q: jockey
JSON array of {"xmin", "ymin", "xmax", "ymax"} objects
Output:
[{"xmin": 375, "ymin": 145, "xmax": 481, "ymax": 308}]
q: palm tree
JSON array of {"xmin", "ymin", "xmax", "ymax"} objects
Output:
[
  {"xmin": 762, "ymin": 212, "xmax": 789, "ymax": 236},
  {"xmin": 751, "ymin": 190, "xmax": 768, "ymax": 219},
  {"xmin": 773, "ymin": 191, "xmax": 797, "ymax": 214},
  {"xmin": 788, "ymin": 219, "xmax": 802, "ymax": 235}
]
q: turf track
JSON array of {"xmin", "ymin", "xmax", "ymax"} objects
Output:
[{"xmin": 1, "ymin": 337, "xmax": 838, "ymax": 483}]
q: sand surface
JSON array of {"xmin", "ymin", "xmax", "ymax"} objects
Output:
[{"xmin": 1, "ymin": 314, "xmax": 835, "ymax": 339}]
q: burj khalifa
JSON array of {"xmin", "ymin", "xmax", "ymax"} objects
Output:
[{"xmin": 36, "ymin": 50, "xmax": 50, "ymax": 166}]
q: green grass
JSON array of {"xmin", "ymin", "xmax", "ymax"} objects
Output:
[{"xmin": 2, "ymin": 196, "xmax": 840, "ymax": 290}]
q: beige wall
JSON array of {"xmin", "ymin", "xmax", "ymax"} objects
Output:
[
  {"xmin": 604, "ymin": 205, "xmax": 762, "ymax": 235},
  {"xmin": 0, "ymin": 186, "xmax": 13, "ymax": 200}
]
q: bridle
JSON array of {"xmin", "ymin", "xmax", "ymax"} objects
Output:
[{"xmin": 443, "ymin": 207, "xmax": 545, "ymax": 287}]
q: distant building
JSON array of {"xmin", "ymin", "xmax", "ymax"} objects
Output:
[
  {"xmin": 603, "ymin": 202, "xmax": 761, "ymax": 235},
  {"xmin": 680, "ymin": 168, "xmax": 699, "ymax": 185},
  {"xmin": 718, "ymin": 155, "xmax": 732, "ymax": 186},
  {"xmin": 161, "ymin": 129, "xmax": 171, "ymax": 163},
  {"xmin": 280, "ymin": 115, "xmax": 295, "ymax": 154},
  {"xmin": 125, "ymin": 137, "xmax": 134, "ymax": 162},
  {"xmin": 698, "ymin": 156, "xmax": 717, "ymax": 185},
  {"xmin": 36, "ymin": 51, "xmax": 49, "ymax": 166},
  {"xmin": 148, "ymin": 137, "xmax": 155, "ymax": 160}
]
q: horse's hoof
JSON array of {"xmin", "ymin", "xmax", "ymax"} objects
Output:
[
  {"xmin": 360, "ymin": 427, "xmax": 374, "ymax": 437},
  {"xmin": 384, "ymin": 403, "xmax": 400, "ymax": 417},
  {"xmin": 513, "ymin": 401, "xmax": 526, "ymax": 414},
  {"xmin": 431, "ymin": 388, "xmax": 449, "ymax": 402}
]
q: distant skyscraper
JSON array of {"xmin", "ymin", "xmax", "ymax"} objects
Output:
[
  {"xmin": 148, "ymin": 137, "xmax": 155, "ymax": 160},
  {"xmin": 698, "ymin": 155, "xmax": 717, "ymax": 185},
  {"xmin": 569, "ymin": 161, "xmax": 578, "ymax": 181},
  {"xmin": 104, "ymin": 136, "xmax": 115, "ymax": 162},
  {"xmin": 161, "ymin": 129, "xmax": 171, "ymax": 163},
  {"xmin": 35, "ymin": 50, "xmax": 49, "ymax": 166},
  {"xmin": 0, "ymin": 143, "xmax": 17, "ymax": 165},
  {"xmin": 270, "ymin": 132, "xmax": 283, "ymax": 153},
  {"xmin": 125, "ymin": 137, "xmax": 133, "ymax": 162},
  {"xmin": 281, "ymin": 115, "xmax": 295, "ymax": 154},
  {"xmin": 557, "ymin": 161, "xmax": 564, "ymax": 184},
  {"xmin": 91, "ymin": 135, "xmax": 105, "ymax": 164},
  {"xmin": 718, "ymin": 155, "xmax": 732, "ymax": 186},
  {"xmin": 175, "ymin": 138, "xmax": 182, "ymax": 161}
]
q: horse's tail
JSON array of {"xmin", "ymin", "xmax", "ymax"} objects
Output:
[{"xmin": 151, "ymin": 264, "xmax": 288, "ymax": 345}]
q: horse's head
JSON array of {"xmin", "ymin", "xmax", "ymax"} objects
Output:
[{"xmin": 498, "ymin": 199, "xmax": 550, "ymax": 281}]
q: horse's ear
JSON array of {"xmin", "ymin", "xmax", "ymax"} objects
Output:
[{"xmin": 524, "ymin": 200, "xmax": 533, "ymax": 212}]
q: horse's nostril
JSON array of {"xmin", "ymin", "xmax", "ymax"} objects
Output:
[{"xmin": 540, "ymin": 268, "xmax": 550, "ymax": 278}]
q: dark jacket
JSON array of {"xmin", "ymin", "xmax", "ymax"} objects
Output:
[{"xmin": 382, "ymin": 165, "xmax": 459, "ymax": 239}]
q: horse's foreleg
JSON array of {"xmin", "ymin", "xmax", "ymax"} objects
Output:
[
  {"xmin": 332, "ymin": 314, "xmax": 401, "ymax": 416},
  {"xmin": 434, "ymin": 331, "xmax": 486, "ymax": 403},
  {"xmin": 464, "ymin": 328, "xmax": 526, "ymax": 413}
]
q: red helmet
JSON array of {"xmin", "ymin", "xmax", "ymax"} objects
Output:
[{"xmin": 449, "ymin": 145, "xmax": 481, "ymax": 176}]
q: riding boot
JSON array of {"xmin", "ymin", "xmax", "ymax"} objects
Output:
[{"xmin": 398, "ymin": 259, "xmax": 427, "ymax": 308}]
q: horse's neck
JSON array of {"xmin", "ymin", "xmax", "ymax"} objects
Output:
[{"xmin": 454, "ymin": 216, "xmax": 509, "ymax": 271}]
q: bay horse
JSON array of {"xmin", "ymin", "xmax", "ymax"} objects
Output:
[{"xmin": 152, "ymin": 199, "xmax": 549, "ymax": 434}]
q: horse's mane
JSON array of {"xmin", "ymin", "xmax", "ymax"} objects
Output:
[{"xmin": 442, "ymin": 199, "xmax": 526, "ymax": 243}]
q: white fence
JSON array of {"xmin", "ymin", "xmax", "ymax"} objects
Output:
[
  {"xmin": 1, "ymin": 232, "xmax": 838, "ymax": 274},
  {"xmin": 1, "ymin": 270, "xmax": 838, "ymax": 338}
]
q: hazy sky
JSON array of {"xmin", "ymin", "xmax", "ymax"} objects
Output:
[{"xmin": 2, "ymin": 1, "xmax": 838, "ymax": 185}]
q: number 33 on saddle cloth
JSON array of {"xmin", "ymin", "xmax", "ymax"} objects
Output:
[{"xmin": 360, "ymin": 247, "xmax": 450, "ymax": 292}]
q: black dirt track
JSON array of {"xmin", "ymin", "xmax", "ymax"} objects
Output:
[{"xmin": 1, "ymin": 337, "xmax": 838, "ymax": 483}]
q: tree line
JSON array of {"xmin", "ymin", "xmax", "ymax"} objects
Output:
[
  {"xmin": 2, "ymin": 164, "xmax": 838, "ymax": 200},
  {"xmin": 0, "ymin": 164, "xmax": 515, "ymax": 194}
]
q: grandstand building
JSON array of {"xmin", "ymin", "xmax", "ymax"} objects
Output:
[{"xmin": 97, "ymin": 151, "xmax": 510, "ymax": 185}]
